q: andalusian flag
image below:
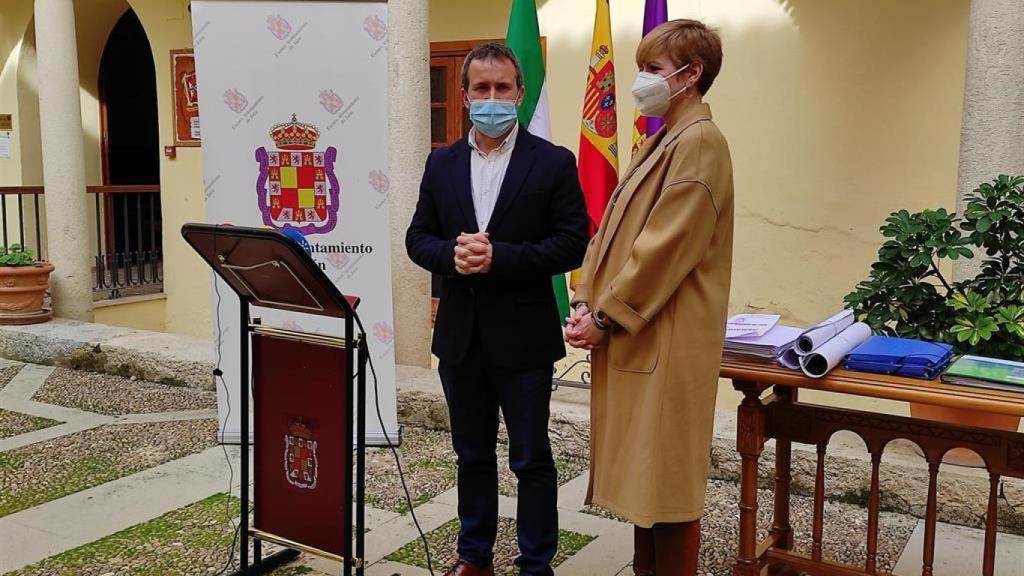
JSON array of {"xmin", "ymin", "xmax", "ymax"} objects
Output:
[
  {"xmin": 507, "ymin": 0, "xmax": 569, "ymax": 321},
  {"xmin": 631, "ymin": 0, "xmax": 668, "ymax": 156},
  {"xmin": 570, "ymin": 0, "xmax": 618, "ymax": 287}
]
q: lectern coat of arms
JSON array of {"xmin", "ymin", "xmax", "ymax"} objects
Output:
[{"xmin": 284, "ymin": 420, "xmax": 319, "ymax": 490}]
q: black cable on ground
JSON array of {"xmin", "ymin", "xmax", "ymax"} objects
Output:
[{"xmin": 353, "ymin": 312, "xmax": 436, "ymax": 576}]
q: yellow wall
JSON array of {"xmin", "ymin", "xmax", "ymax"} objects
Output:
[
  {"xmin": 0, "ymin": 0, "xmax": 210, "ymax": 337},
  {"xmin": 432, "ymin": 0, "xmax": 970, "ymax": 326},
  {"xmin": 15, "ymin": 22, "xmax": 40, "ymax": 187},
  {"xmin": 95, "ymin": 296, "xmax": 167, "ymax": 332},
  {"xmin": 75, "ymin": 0, "xmax": 127, "ymax": 187},
  {"xmin": 0, "ymin": 0, "xmax": 34, "ymax": 187},
  {"xmin": 1, "ymin": 3, "xmax": 44, "ymax": 251},
  {"xmin": 0, "ymin": 0, "xmax": 972, "ymax": 342},
  {"xmin": 2, "ymin": 0, "xmax": 116, "ymax": 189},
  {"xmin": 128, "ymin": 0, "xmax": 211, "ymax": 338}
]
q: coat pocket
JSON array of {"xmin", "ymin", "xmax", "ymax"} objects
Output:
[{"xmin": 609, "ymin": 322, "xmax": 659, "ymax": 374}]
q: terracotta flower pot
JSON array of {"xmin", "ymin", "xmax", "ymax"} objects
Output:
[
  {"xmin": 910, "ymin": 402, "xmax": 1021, "ymax": 467},
  {"xmin": 0, "ymin": 262, "xmax": 55, "ymax": 325}
]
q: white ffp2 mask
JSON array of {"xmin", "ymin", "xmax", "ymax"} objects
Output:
[{"xmin": 631, "ymin": 64, "xmax": 691, "ymax": 118}]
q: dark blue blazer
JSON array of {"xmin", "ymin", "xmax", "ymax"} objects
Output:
[{"xmin": 405, "ymin": 128, "xmax": 589, "ymax": 368}]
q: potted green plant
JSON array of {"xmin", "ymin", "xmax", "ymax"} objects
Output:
[
  {"xmin": 0, "ymin": 243, "xmax": 54, "ymax": 325},
  {"xmin": 845, "ymin": 175, "xmax": 1024, "ymax": 463}
]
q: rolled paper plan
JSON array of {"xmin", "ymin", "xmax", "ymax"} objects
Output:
[
  {"xmin": 778, "ymin": 346, "xmax": 802, "ymax": 370},
  {"xmin": 796, "ymin": 309, "xmax": 855, "ymax": 355},
  {"xmin": 799, "ymin": 322, "xmax": 872, "ymax": 378}
]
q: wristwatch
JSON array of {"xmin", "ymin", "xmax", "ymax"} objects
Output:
[{"xmin": 591, "ymin": 310, "xmax": 612, "ymax": 331}]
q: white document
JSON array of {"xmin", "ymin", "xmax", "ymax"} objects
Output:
[
  {"xmin": 799, "ymin": 322, "xmax": 872, "ymax": 378},
  {"xmin": 0, "ymin": 132, "xmax": 10, "ymax": 159},
  {"xmin": 726, "ymin": 314, "xmax": 781, "ymax": 339},
  {"xmin": 796, "ymin": 309, "xmax": 855, "ymax": 355}
]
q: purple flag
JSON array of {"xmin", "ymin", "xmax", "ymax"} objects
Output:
[{"xmin": 643, "ymin": 0, "xmax": 668, "ymax": 136}]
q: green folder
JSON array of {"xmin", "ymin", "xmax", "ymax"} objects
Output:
[{"xmin": 941, "ymin": 355, "xmax": 1024, "ymax": 393}]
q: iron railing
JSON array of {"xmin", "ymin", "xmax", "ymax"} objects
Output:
[
  {"xmin": 0, "ymin": 185, "xmax": 163, "ymax": 300},
  {"xmin": 88, "ymin": 185, "xmax": 163, "ymax": 299},
  {"xmin": 553, "ymin": 354, "xmax": 592, "ymax": 390},
  {"xmin": 0, "ymin": 187, "xmax": 45, "ymax": 260}
]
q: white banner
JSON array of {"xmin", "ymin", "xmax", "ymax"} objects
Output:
[{"xmin": 191, "ymin": 0, "xmax": 398, "ymax": 444}]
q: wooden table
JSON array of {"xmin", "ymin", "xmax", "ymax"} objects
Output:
[{"xmin": 721, "ymin": 358, "xmax": 1024, "ymax": 576}]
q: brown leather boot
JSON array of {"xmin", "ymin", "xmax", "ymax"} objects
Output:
[
  {"xmin": 652, "ymin": 520, "xmax": 701, "ymax": 576},
  {"xmin": 444, "ymin": 558, "xmax": 495, "ymax": 576},
  {"xmin": 633, "ymin": 525, "xmax": 655, "ymax": 576}
]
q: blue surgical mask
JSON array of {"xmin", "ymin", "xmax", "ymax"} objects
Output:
[{"xmin": 468, "ymin": 96, "xmax": 519, "ymax": 138}]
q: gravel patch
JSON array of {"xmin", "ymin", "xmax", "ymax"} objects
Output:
[
  {"xmin": 0, "ymin": 363, "xmax": 22, "ymax": 392},
  {"xmin": 582, "ymin": 504, "xmax": 628, "ymax": 523},
  {"xmin": 0, "ymin": 408, "xmax": 61, "ymax": 439},
  {"xmin": 587, "ymin": 479, "xmax": 916, "ymax": 575},
  {"xmin": 32, "ymin": 367, "xmax": 216, "ymax": 415},
  {"xmin": 365, "ymin": 426, "xmax": 458, "ymax": 513},
  {"xmin": 386, "ymin": 517, "xmax": 596, "ymax": 574},
  {"xmin": 366, "ymin": 425, "xmax": 591, "ymax": 513},
  {"xmin": 0, "ymin": 419, "xmax": 217, "ymax": 517}
]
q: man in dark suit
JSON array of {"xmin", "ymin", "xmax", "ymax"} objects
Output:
[{"xmin": 406, "ymin": 43, "xmax": 588, "ymax": 576}]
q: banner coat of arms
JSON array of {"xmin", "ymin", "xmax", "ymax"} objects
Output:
[{"xmin": 256, "ymin": 114, "xmax": 340, "ymax": 235}]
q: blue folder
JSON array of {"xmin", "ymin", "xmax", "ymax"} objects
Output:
[{"xmin": 845, "ymin": 336, "xmax": 955, "ymax": 380}]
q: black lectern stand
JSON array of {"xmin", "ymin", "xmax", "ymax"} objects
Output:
[{"xmin": 182, "ymin": 223, "xmax": 367, "ymax": 576}]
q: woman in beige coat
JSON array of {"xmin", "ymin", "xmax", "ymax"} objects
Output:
[{"xmin": 566, "ymin": 20, "xmax": 733, "ymax": 576}]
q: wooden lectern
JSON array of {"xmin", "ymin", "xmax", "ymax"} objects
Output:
[{"xmin": 182, "ymin": 223, "xmax": 368, "ymax": 576}]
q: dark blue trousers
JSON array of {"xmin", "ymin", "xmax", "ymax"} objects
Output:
[{"xmin": 438, "ymin": 350, "xmax": 558, "ymax": 576}]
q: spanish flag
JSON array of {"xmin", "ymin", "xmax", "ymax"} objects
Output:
[{"xmin": 571, "ymin": 0, "xmax": 619, "ymax": 287}]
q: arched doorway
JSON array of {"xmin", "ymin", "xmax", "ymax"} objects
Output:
[{"xmin": 97, "ymin": 7, "xmax": 162, "ymax": 297}]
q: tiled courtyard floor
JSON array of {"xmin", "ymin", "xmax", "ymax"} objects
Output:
[{"xmin": 1, "ymin": 361, "xmax": 1022, "ymax": 575}]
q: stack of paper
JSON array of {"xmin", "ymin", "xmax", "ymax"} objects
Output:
[
  {"xmin": 940, "ymin": 355, "xmax": 1024, "ymax": 392},
  {"xmin": 724, "ymin": 323, "xmax": 802, "ymax": 361},
  {"xmin": 723, "ymin": 311, "xmax": 873, "ymax": 376},
  {"xmin": 726, "ymin": 314, "xmax": 781, "ymax": 339}
]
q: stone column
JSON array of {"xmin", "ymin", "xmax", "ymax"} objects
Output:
[
  {"xmin": 388, "ymin": 0, "xmax": 431, "ymax": 367},
  {"xmin": 34, "ymin": 0, "xmax": 93, "ymax": 321},
  {"xmin": 954, "ymin": 0, "xmax": 1024, "ymax": 280}
]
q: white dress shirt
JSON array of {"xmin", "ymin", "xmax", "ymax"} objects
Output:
[{"xmin": 467, "ymin": 123, "xmax": 519, "ymax": 232}]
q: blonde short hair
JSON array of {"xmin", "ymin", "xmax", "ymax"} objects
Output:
[{"xmin": 636, "ymin": 19, "xmax": 723, "ymax": 95}]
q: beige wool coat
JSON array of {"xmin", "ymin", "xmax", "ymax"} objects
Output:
[{"xmin": 572, "ymin": 103, "xmax": 734, "ymax": 527}]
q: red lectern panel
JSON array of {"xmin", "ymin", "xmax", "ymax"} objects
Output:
[{"xmin": 252, "ymin": 330, "xmax": 349, "ymax": 558}]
